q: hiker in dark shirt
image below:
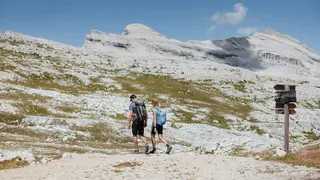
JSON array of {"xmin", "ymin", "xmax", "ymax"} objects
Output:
[{"xmin": 128, "ymin": 94, "xmax": 149, "ymax": 154}]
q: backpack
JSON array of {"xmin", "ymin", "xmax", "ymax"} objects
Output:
[
  {"xmin": 155, "ymin": 108, "xmax": 167, "ymax": 125},
  {"xmin": 133, "ymin": 99, "xmax": 147, "ymax": 121}
]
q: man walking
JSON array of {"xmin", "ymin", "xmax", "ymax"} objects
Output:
[{"xmin": 128, "ymin": 94, "xmax": 149, "ymax": 154}]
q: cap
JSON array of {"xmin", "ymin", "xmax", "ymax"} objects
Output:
[{"xmin": 130, "ymin": 94, "xmax": 137, "ymax": 101}]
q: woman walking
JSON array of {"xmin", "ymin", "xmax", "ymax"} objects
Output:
[{"xmin": 149, "ymin": 98, "xmax": 172, "ymax": 154}]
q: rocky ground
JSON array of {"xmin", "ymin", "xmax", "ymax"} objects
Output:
[{"xmin": 1, "ymin": 152, "xmax": 320, "ymax": 180}]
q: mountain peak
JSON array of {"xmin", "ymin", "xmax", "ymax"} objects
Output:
[
  {"xmin": 263, "ymin": 28, "xmax": 299, "ymax": 43},
  {"xmin": 121, "ymin": 23, "xmax": 167, "ymax": 41}
]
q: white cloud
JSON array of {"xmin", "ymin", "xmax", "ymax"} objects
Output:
[
  {"xmin": 237, "ymin": 26, "xmax": 259, "ymax": 36},
  {"xmin": 208, "ymin": 25, "xmax": 215, "ymax": 32},
  {"xmin": 211, "ymin": 3, "xmax": 248, "ymax": 25}
]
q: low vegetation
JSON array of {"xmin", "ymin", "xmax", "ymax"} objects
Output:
[
  {"xmin": 299, "ymin": 100, "xmax": 320, "ymax": 109},
  {"xmin": 1, "ymin": 126, "xmax": 50, "ymax": 139},
  {"xmin": 303, "ymin": 131, "xmax": 320, "ymax": 141},
  {"xmin": 14, "ymin": 102, "xmax": 50, "ymax": 116},
  {"xmin": 0, "ymin": 60, "xmax": 16, "ymax": 71},
  {"xmin": 55, "ymin": 105, "xmax": 81, "ymax": 113},
  {"xmin": 249, "ymin": 125, "xmax": 266, "ymax": 135},
  {"xmin": 0, "ymin": 156, "xmax": 29, "ymax": 170},
  {"xmin": 0, "ymin": 91, "xmax": 51, "ymax": 103},
  {"xmin": 264, "ymin": 151, "xmax": 320, "ymax": 168},
  {"xmin": 0, "ymin": 47, "xmax": 40, "ymax": 59},
  {"xmin": 9, "ymin": 40, "xmax": 25, "ymax": 46},
  {"xmin": 6, "ymin": 71, "xmax": 116, "ymax": 95},
  {"xmin": 110, "ymin": 113, "xmax": 127, "ymax": 120},
  {"xmin": 71, "ymin": 122, "xmax": 132, "ymax": 144},
  {"xmin": 0, "ymin": 112, "xmax": 25, "ymax": 125},
  {"xmin": 113, "ymin": 161, "xmax": 142, "ymax": 168},
  {"xmin": 112, "ymin": 73, "xmax": 253, "ymax": 128}
]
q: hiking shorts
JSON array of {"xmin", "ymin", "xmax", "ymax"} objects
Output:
[
  {"xmin": 151, "ymin": 123, "xmax": 163, "ymax": 135},
  {"xmin": 132, "ymin": 120, "xmax": 144, "ymax": 137}
]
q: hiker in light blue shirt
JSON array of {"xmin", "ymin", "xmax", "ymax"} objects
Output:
[{"xmin": 149, "ymin": 98, "xmax": 172, "ymax": 154}]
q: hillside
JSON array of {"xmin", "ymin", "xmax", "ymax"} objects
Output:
[{"xmin": 0, "ymin": 24, "xmax": 320, "ymax": 167}]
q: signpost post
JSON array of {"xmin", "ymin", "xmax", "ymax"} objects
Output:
[{"xmin": 274, "ymin": 84, "xmax": 297, "ymax": 153}]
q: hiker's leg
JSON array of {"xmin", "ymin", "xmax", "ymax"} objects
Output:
[
  {"xmin": 138, "ymin": 121, "xmax": 147, "ymax": 144},
  {"xmin": 156, "ymin": 125, "xmax": 167, "ymax": 144},
  {"xmin": 151, "ymin": 134, "xmax": 156, "ymax": 149},
  {"xmin": 158, "ymin": 133, "xmax": 172, "ymax": 154},
  {"xmin": 138, "ymin": 121, "xmax": 149, "ymax": 153},
  {"xmin": 132, "ymin": 121, "xmax": 139, "ymax": 150},
  {"xmin": 158, "ymin": 134, "xmax": 168, "ymax": 145},
  {"xmin": 150, "ymin": 123, "xmax": 157, "ymax": 152},
  {"xmin": 133, "ymin": 136, "xmax": 138, "ymax": 149},
  {"xmin": 140, "ymin": 135, "xmax": 147, "ymax": 144}
]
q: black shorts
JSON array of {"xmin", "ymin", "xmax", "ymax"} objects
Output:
[
  {"xmin": 151, "ymin": 123, "xmax": 163, "ymax": 135},
  {"xmin": 132, "ymin": 120, "xmax": 144, "ymax": 137}
]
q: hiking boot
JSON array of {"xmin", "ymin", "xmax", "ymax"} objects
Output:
[
  {"xmin": 149, "ymin": 148, "xmax": 156, "ymax": 154},
  {"xmin": 145, "ymin": 143, "xmax": 150, "ymax": 153},
  {"xmin": 166, "ymin": 144, "xmax": 172, "ymax": 154},
  {"xmin": 133, "ymin": 149, "xmax": 139, "ymax": 154}
]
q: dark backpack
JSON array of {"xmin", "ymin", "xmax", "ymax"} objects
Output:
[{"xmin": 133, "ymin": 99, "xmax": 147, "ymax": 121}]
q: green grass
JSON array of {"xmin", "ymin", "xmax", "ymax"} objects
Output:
[
  {"xmin": 1, "ymin": 126, "xmax": 50, "ymax": 139},
  {"xmin": 172, "ymin": 109, "xmax": 195, "ymax": 124},
  {"xmin": 247, "ymin": 117, "xmax": 258, "ymax": 123},
  {"xmin": 0, "ymin": 112, "xmax": 25, "ymax": 125},
  {"xmin": 229, "ymin": 145, "xmax": 246, "ymax": 156},
  {"xmin": 0, "ymin": 157, "xmax": 29, "ymax": 170},
  {"xmin": 303, "ymin": 131, "xmax": 320, "ymax": 141},
  {"xmin": 6, "ymin": 72, "xmax": 116, "ymax": 95},
  {"xmin": 249, "ymin": 125, "xmax": 266, "ymax": 135},
  {"xmin": 305, "ymin": 143, "xmax": 320, "ymax": 150},
  {"xmin": 36, "ymin": 43, "xmax": 44, "ymax": 48},
  {"xmin": 110, "ymin": 113, "xmax": 127, "ymax": 120},
  {"xmin": 0, "ymin": 91, "xmax": 51, "ymax": 103},
  {"xmin": 220, "ymin": 80, "xmax": 250, "ymax": 93},
  {"xmin": 0, "ymin": 91, "xmax": 74, "ymax": 119},
  {"xmin": 9, "ymin": 40, "xmax": 25, "ymax": 46},
  {"xmin": 264, "ymin": 153, "xmax": 320, "ymax": 168},
  {"xmin": 55, "ymin": 105, "xmax": 81, "ymax": 113},
  {"xmin": 171, "ymin": 120, "xmax": 178, "ymax": 128},
  {"xmin": 0, "ymin": 47, "xmax": 41, "ymax": 59},
  {"xmin": 71, "ymin": 122, "xmax": 132, "ymax": 143},
  {"xmin": 299, "ymin": 100, "xmax": 320, "ymax": 109},
  {"xmin": 112, "ymin": 73, "xmax": 253, "ymax": 128},
  {"xmin": 14, "ymin": 102, "xmax": 50, "ymax": 116},
  {"xmin": 50, "ymin": 119, "xmax": 69, "ymax": 126},
  {"xmin": 206, "ymin": 110, "xmax": 230, "ymax": 129},
  {"xmin": 0, "ymin": 60, "xmax": 16, "ymax": 71},
  {"xmin": 233, "ymin": 80, "xmax": 247, "ymax": 93}
]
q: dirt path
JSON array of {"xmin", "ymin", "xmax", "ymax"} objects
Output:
[{"xmin": 1, "ymin": 152, "xmax": 319, "ymax": 180}]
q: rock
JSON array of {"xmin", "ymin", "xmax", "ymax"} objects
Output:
[
  {"xmin": 62, "ymin": 153, "xmax": 74, "ymax": 159},
  {"xmin": 274, "ymin": 149, "xmax": 287, "ymax": 157},
  {"xmin": 254, "ymin": 155, "xmax": 262, "ymax": 160}
]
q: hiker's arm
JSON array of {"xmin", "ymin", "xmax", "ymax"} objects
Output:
[
  {"xmin": 153, "ymin": 111, "xmax": 157, "ymax": 130},
  {"xmin": 128, "ymin": 110, "xmax": 133, "ymax": 128}
]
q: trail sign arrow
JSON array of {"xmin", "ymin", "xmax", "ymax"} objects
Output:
[
  {"xmin": 274, "ymin": 84, "xmax": 296, "ymax": 91},
  {"xmin": 275, "ymin": 89, "xmax": 297, "ymax": 103}
]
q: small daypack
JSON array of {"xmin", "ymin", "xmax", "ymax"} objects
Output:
[
  {"xmin": 155, "ymin": 108, "xmax": 167, "ymax": 125},
  {"xmin": 133, "ymin": 99, "xmax": 147, "ymax": 121}
]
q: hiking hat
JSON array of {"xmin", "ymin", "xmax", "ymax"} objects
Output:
[{"xmin": 130, "ymin": 94, "xmax": 137, "ymax": 101}]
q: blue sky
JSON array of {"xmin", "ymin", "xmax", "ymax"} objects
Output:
[{"xmin": 1, "ymin": 0, "xmax": 319, "ymax": 52}]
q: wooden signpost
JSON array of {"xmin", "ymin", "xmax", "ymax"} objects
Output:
[{"xmin": 274, "ymin": 84, "xmax": 297, "ymax": 153}]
